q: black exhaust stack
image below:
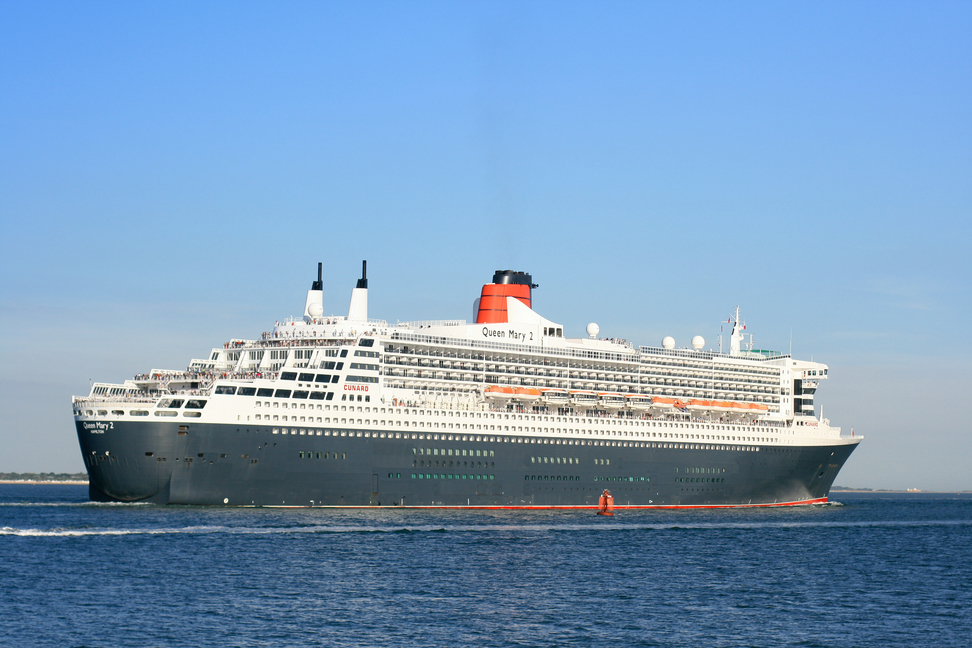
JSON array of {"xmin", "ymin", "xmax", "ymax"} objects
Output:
[
  {"xmin": 311, "ymin": 262, "xmax": 323, "ymax": 291},
  {"xmin": 356, "ymin": 260, "xmax": 368, "ymax": 289}
]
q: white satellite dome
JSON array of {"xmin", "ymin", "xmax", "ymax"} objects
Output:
[
  {"xmin": 662, "ymin": 336, "xmax": 675, "ymax": 349},
  {"xmin": 691, "ymin": 335, "xmax": 705, "ymax": 350},
  {"xmin": 586, "ymin": 322, "xmax": 600, "ymax": 339},
  {"xmin": 308, "ymin": 302, "xmax": 324, "ymax": 318}
]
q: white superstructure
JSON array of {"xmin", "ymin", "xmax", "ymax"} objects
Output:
[{"xmin": 77, "ymin": 265, "xmax": 856, "ymax": 450}]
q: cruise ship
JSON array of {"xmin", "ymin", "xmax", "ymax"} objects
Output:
[{"xmin": 73, "ymin": 263, "xmax": 861, "ymax": 508}]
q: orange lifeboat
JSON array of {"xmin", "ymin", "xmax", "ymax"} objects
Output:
[
  {"xmin": 514, "ymin": 387, "xmax": 542, "ymax": 401},
  {"xmin": 483, "ymin": 385, "xmax": 516, "ymax": 400},
  {"xmin": 597, "ymin": 489, "xmax": 615, "ymax": 516},
  {"xmin": 651, "ymin": 396, "xmax": 676, "ymax": 410}
]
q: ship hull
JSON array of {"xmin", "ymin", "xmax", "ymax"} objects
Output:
[{"xmin": 77, "ymin": 420, "xmax": 859, "ymax": 508}]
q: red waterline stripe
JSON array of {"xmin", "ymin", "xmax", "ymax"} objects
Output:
[{"xmin": 258, "ymin": 497, "xmax": 829, "ymax": 510}]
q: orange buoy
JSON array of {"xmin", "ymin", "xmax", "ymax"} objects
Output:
[{"xmin": 596, "ymin": 489, "xmax": 614, "ymax": 516}]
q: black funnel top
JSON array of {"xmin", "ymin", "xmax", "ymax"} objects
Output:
[
  {"xmin": 311, "ymin": 262, "xmax": 323, "ymax": 291},
  {"xmin": 356, "ymin": 260, "xmax": 368, "ymax": 289},
  {"xmin": 492, "ymin": 270, "xmax": 538, "ymax": 288}
]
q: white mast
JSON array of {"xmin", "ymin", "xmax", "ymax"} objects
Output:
[{"xmin": 729, "ymin": 306, "xmax": 745, "ymax": 356}]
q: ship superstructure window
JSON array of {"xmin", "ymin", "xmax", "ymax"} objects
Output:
[
  {"xmin": 185, "ymin": 400, "xmax": 207, "ymax": 409},
  {"xmin": 315, "ymin": 374, "xmax": 331, "ymax": 382},
  {"xmin": 347, "ymin": 375, "xmax": 378, "ymax": 384},
  {"xmin": 292, "ymin": 391, "xmax": 309, "ymax": 399},
  {"xmin": 350, "ymin": 363, "xmax": 378, "ymax": 371},
  {"xmin": 238, "ymin": 387, "xmax": 256, "ymax": 396},
  {"xmin": 215, "ymin": 386, "xmax": 236, "ymax": 395},
  {"xmin": 274, "ymin": 390, "xmax": 292, "ymax": 398},
  {"xmin": 281, "ymin": 372, "xmax": 297, "ymax": 380},
  {"xmin": 358, "ymin": 338, "xmax": 375, "ymax": 347},
  {"xmin": 299, "ymin": 373, "xmax": 314, "ymax": 381},
  {"xmin": 354, "ymin": 350, "xmax": 379, "ymax": 358},
  {"xmin": 257, "ymin": 388, "xmax": 274, "ymax": 397}
]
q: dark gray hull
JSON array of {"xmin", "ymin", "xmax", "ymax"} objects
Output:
[{"xmin": 77, "ymin": 420, "xmax": 858, "ymax": 508}]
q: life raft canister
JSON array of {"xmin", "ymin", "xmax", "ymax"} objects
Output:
[{"xmin": 597, "ymin": 489, "xmax": 614, "ymax": 516}]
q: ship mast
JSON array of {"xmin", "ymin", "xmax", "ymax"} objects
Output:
[{"xmin": 729, "ymin": 306, "xmax": 745, "ymax": 356}]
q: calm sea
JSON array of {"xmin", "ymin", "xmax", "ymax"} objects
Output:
[{"xmin": 1, "ymin": 485, "xmax": 970, "ymax": 648}]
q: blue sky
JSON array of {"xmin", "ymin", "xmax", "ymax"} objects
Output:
[{"xmin": 2, "ymin": 2, "xmax": 970, "ymax": 489}]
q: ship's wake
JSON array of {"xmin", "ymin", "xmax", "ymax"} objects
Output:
[{"xmin": 3, "ymin": 518, "xmax": 971, "ymax": 537}]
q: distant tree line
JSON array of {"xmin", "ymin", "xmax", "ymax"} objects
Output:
[{"xmin": 0, "ymin": 472, "xmax": 88, "ymax": 482}]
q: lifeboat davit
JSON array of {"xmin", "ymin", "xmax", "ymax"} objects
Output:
[{"xmin": 597, "ymin": 490, "xmax": 615, "ymax": 516}]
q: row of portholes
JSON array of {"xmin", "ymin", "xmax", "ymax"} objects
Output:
[
  {"xmin": 415, "ymin": 460, "xmax": 493, "ymax": 469},
  {"xmin": 297, "ymin": 451, "xmax": 346, "ymax": 459},
  {"xmin": 413, "ymin": 473, "xmax": 493, "ymax": 480}
]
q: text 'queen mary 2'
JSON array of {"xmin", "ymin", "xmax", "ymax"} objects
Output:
[{"xmin": 74, "ymin": 262, "xmax": 861, "ymax": 508}]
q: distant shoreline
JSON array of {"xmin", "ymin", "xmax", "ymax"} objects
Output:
[
  {"xmin": 0, "ymin": 480, "xmax": 88, "ymax": 485},
  {"xmin": 831, "ymin": 489, "xmax": 972, "ymax": 494}
]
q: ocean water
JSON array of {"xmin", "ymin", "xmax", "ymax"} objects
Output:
[{"xmin": 1, "ymin": 486, "xmax": 970, "ymax": 648}]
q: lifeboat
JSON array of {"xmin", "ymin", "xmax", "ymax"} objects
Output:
[
  {"xmin": 513, "ymin": 387, "xmax": 542, "ymax": 402},
  {"xmin": 569, "ymin": 390, "xmax": 597, "ymax": 405},
  {"xmin": 650, "ymin": 396, "xmax": 676, "ymax": 411},
  {"xmin": 598, "ymin": 392, "xmax": 626, "ymax": 410},
  {"xmin": 686, "ymin": 399, "xmax": 714, "ymax": 413},
  {"xmin": 483, "ymin": 385, "xmax": 516, "ymax": 400},
  {"xmin": 539, "ymin": 388, "xmax": 569, "ymax": 403},
  {"xmin": 624, "ymin": 394, "xmax": 653, "ymax": 411}
]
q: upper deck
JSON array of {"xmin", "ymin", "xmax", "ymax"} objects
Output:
[{"xmin": 74, "ymin": 264, "xmax": 833, "ymax": 429}]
